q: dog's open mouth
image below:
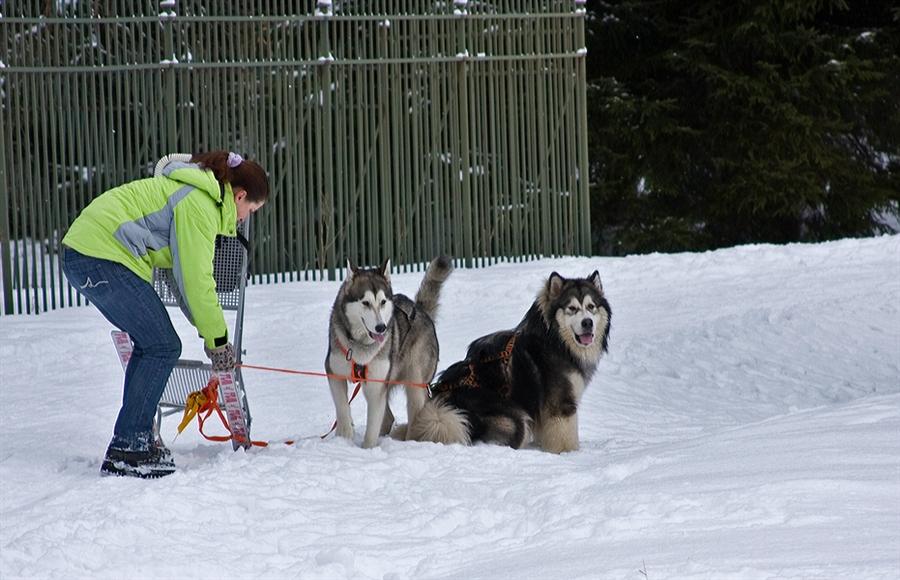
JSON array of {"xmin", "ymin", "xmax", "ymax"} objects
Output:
[
  {"xmin": 576, "ymin": 332, "xmax": 594, "ymax": 346},
  {"xmin": 370, "ymin": 331, "xmax": 386, "ymax": 344}
]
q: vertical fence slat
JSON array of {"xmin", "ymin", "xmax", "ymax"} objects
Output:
[{"xmin": 0, "ymin": 86, "xmax": 11, "ymax": 315}]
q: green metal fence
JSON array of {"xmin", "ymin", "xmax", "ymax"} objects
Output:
[{"xmin": 1, "ymin": 0, "xmax": 590, "ymax": 315}]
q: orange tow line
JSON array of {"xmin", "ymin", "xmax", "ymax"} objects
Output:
[
  {"xmin": 175, "ymin": 376, "xmax": 284, "ymax": 448},
  {"xmin": 175, "ymin": 360, "xmax": 432, "ymax": 447},
  {"xmin": 235, "ymin": 363, "xmax": 431, "ymax": 390}
]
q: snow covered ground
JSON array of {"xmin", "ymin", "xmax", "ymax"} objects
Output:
[{"xmin": 1, "ymin": 235, "xmax": 898, "ymax": 579}]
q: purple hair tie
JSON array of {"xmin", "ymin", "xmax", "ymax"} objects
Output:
[{"xmin": 227, "ymin": 152, "xmax": 243, "ymax": 168}]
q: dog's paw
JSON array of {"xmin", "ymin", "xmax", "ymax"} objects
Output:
[
  {"xmin": 538, "ymin": 415, "xmax": 579, "ymax": 453},
  {"xmin": 336, "ymin": 422, "xmax": 355, "ymax": 440},
  {"xmin": 390, "ymin": 423, "xmax": 410, "ymax": 441}
]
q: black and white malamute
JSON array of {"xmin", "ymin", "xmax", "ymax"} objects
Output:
[
  {"xmin": 325, "ymin": 255, "xmax": 453, "ymax": 448},
  {"xmin": 407, "ymin": 271, "xmax": 611, "ymax": 453}
]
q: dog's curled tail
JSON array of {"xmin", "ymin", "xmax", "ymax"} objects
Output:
[
  {"xmin": 407, "ymin": 399, "xmax": 471, "ymax": 445},
  {"xmin": 414, "ymin": 254, "xmax": 453, "ymax": 320}
]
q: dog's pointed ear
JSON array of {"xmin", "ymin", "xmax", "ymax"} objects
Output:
[
  {"xmin": 588, "ymin": 270, "xmax": 603, "ymax": 292},
  {"xmin": 379, "ymin": 258, "xmax": 391, "ymax": 283},
  {"xmin": 547, "ymin": 272, "xmax": 565, "ymax": 300},
  {"xmin": 347, "ymin": 259, "xmax": 359, "ymax": 281}
]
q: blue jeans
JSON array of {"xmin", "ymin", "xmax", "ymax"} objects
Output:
[{"xmin": 61, "ymin": 247, "xmax": 181, "ymax": 452}]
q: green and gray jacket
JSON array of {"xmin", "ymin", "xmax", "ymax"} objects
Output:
[{"xmin": 62, "ymin": 161, "xmax": 237, "ymax": 349}]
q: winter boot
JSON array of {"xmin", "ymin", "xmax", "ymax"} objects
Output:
[
  {"xmin": 100, "ymin": 446, "xmax": 176, "ymax": 479},
  {"xmin": 150, "ymin": 438, "xmax": 172, "ymax": 462}
]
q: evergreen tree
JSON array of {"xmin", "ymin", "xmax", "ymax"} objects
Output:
[{"xmin": 585, "ymin": 0, "xmax": 899, "ymax": 254}]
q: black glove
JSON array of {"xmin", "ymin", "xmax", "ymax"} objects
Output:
[{"xmin": 205, "ymin": 342, "xmax": 236, "ymax": 373}]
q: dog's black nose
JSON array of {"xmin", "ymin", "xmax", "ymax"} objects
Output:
[
  {"xmin": 375, "ymin": 323, "xmax": 386, "ymax": 333},
  {"xmin": 581, "ymin": 318, "xmax": 593, "ymax": 330}
]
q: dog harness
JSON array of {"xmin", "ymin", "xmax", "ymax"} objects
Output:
[
  {"xmin": 318, "ymin": 339, "xmax": 369, "ymax": 440},
  {"xmin": 430, "ymin": 332, "xmax": 517, "ymax": 397},
  {"xmin": 337, "ymin": 339, "xmax": 368, "ymax": 382}
]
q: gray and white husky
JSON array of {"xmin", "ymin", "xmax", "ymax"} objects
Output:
[
  {"xmin": 407, "ymin": 270, "xmax": 611, "ymax": 453},
  {"xmin": 325, "ymin": 255, "xmax": 453, "ymax": 448}
]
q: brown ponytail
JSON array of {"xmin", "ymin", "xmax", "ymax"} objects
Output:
[{"xmin": 190, "ymin": 150, "xmax": 270, "ymax": 204}]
